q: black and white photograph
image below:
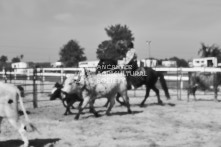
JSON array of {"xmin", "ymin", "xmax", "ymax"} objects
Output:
[{"xmin": 1, "ymin": 0, "xmax": 221, "ymax": 147}]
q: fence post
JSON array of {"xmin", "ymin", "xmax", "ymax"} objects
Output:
[
  {"xmin": 9, "ymin": 67, "xmax": 12, "ymax": 83},
  {"xmin": 40, "ymin": 68, "xmax": 44, "ymax": 93},
  {"xmin": 27, "ymin": 69, "xmax": 30, "ymax": 80},
  {"xmin": 33, "ymin": 67, "xmax": 38, "ymax": 108},
  {"xmin": 176, "ymin": 67, "xmax": 179, "ymax": 100},
  {"xmin": 14, "ymin": 68, "xmax": 17, "ymax": 81},
  {"xmin": 42, "ymin": 68, "xmax": 45, "ymax": 82},
  {"xmin": 179, "ymin": 68, "xmax": 183, "ymax": 100},
  {"xmin": 3, "ymin": 68, "xmax": 7, "ymax": 83},
  {"xmin": 187, "ymin": 72, "xmax": 191, "ymax": 102},
  {"xmin": 61, "ymin": 68, "xmax": 64, "ymax": 83}
]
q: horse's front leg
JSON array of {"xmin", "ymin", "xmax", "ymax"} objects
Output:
[
  {"xmin": 152, "ymin": 86, "xmax": 163, "ymax": 105},
  {"xmin": 187, "ymin": 89, "xmax": 190, "ymax": 102},
  {"xmin": 77, "ymin": 99, "xmax": 83, "ymax": 109},
  {"xmin": 120, "ymin": 92, "xmax": 132, "ymax": 114},
  {"xmin": 75, "ymin": 96, "xmax": 90, "ymax": 120},
  {"xmin": 64, "ymin": 106, "xmax": 72, "ymax": 115},
  {"xmin": 89, "ymin": 98, "xmax": 100, "ymax": 117},
  {"xmin": 103, "ymin": 99, "xmax": 109, "ymax": 107},
  {"xmin": 140, "ymin": 86, "xmax": 150, "ymax": 107},
  {"xmin": 193, "ymin": 89, "xmax": 197, "ymax": 101},
  {"xmin": 214, "ymin": 87, "xmax": 218, "ymax": 102},
  {"xmin": 106, "ymin": 96, "xmax": 115, "ymax": 116}
]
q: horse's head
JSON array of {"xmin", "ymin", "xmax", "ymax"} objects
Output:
[
  {"xmin": 96, "ymin": 59, "xmax": 118, "ymax": 74},
  {"xmin": 62, "ymin": 74, "xmax": 84, "ymax": 95}
]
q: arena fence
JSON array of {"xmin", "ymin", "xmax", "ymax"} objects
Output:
[{"xmin": 0, "ymin": 67, "xmax": 220, "ymax": 108}]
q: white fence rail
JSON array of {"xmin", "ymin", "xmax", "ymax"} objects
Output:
[
  {"xmin": 2, "ymin": 67, "xmax": 220, "ymax": 103},
  {"xmin": 1, "ymin": 67, "xmax": 221, "ymax": 82}
]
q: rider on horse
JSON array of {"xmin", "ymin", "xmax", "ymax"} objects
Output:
[{"xmin": 124, "ymin": 41, "xmax": 138, "ymax": 89}]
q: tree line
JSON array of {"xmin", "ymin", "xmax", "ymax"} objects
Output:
[
  {"xmin": 59, "ymin": 24, "xmax": 221, "ymax": 67},
  {"xmin": 1, "ymin": 24, "xmax": 221, "ymax": 69},
  {"xmin": 0, "ymin": 54, "xmax": 24, "ymax": 69}
]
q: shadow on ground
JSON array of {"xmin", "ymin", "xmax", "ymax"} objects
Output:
[
  {"xmin": 0, "ymin": 138, "xmax": 60, "ymax": 147},
  {"xmin": 83, "ymin": 110, "xmax": 143, "ymax": 119},
  {"xmin": 130, "ymin": 102, "xmax": 176, "ymax": 108}
]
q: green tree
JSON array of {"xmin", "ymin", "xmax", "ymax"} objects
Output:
[
  {"xmin": 20, "ymin": 54, "xmax": 24, "ymax": 61},
  {"xmin": 198, "ymin": 43, "xmax": 209, "ymax": 57},
  {"xmin": 169, "ymin": 57, "xmax": 189, "ymax": 67},
  {"xmin": 0, "ymin": 55, "xmax": 8, "ymax": 63},
  {"xmin": 0, "ymin": 55, "xmax": 8, "ymax": 70},
  {"xmin": 97, "ymin": 24, "xmax": 134, "ymax": 60},
  {"xmin": 198, "ymin": 43, "xmax": 221, "ymax": 62},
  {"xmin": 11, "ymin": 54, "xmax": 24, "ymax": 63},
  {"xmin": 59, "ymin": 40, "xmax": 87, "ymax": 67},
  {"xmin": 11, "ymin": 57, "xmax": 21, "ymax": 63},
  {"xmin": 105, "ymin": 24, "xmax": 134, "ymax": 43}
]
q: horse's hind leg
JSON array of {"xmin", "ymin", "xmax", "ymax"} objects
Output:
[
  {"xmin": 106, "ymin": 96, "xmax": 115, "ymax": 116},
  {"xmin": 152, "ymin": 86, "xmax": 163, "ymax": 105},
  {"xmin": 120, "ymin": 92, "xmax": 132, "ymax": 114},
  {"xmin": 64, "ymin": 101, "xmax": 73, "ymax": 115},
  {"xmin": 89, "ymin": 99, "xmax": 100, "ymax": 117},
  {"xmin": 140, "ymin": 87, "xmax": 150, "ymax": 107},
  {"xmin": 116, "ymin": 93, "xmax": 125, "ymax": 106},
  {"xmin": 105, "ymin": 93, "xmax": 124, "ymax": 107},
  {"xmin": 8, "ymin": 118, "xmax": 29, "ymax": 147}
]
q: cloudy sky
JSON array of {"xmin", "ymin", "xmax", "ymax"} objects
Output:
[{"xmin": 0, "ymin": 0, "xmax": 221, "ymax": 62}]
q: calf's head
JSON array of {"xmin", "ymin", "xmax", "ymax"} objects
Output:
[{"xmin": 50, "ymin": 82, "xmax": 64, "ymax": 100}]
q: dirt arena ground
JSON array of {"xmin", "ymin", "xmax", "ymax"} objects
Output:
[{"xmin": 1, "ymin": 89, "xmax": 221, "ymax": 147}]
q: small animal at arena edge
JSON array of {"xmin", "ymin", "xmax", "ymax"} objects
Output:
[{"xmin": 188, "ymin": 72, "xmax": 221, "ymax": 101}]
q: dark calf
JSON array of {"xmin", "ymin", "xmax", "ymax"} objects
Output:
[{"xmin": 50, "ymin": 82, "xmax": 83, "ymax": 115}]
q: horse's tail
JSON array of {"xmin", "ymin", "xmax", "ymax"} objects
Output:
[
  {"xmin": 17, "ymin": 89, "xmax": 40, "ymax": 134},
  {"xmin": 157, "ymin": 71, "xmax": 170, "ymax": 99}
]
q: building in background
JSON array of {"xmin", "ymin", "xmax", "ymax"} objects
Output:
[
  {"xmin": 78, "ymin": 60, "xmax": 99, "ymax": 72},
  {"xmin": 162, "ymin": 60, "xmax": 177, "ymax": 67},
  {"xmin": 138, "ymin": 58, "xmax": 158, "ymax": 67},
  {"xmin": 51, "ymin": 61, "xmax": 64, "ymax": 68},
  {"xmin": 78, "ymin": 60, "xmax": 99, "ymax": 68},
  {"xmin": 192, "ymin": 57, "xmax": 217, "ymax": 67},
  {"xmin": 11, "ymin": 62, "xmax": 29, "ymax": 74}
]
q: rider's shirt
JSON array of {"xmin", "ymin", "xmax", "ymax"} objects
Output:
[{"xmin": 125, "ymin": 49, "xmax": 136, "ymax": 65}]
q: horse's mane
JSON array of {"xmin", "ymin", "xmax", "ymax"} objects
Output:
[
  {"xmin": 99, "ymin": 58, "xmax": 117, "ymax": 65},
  {"xmin": 96, "ymin": 59, "xmax": 118, "ymax": 74},
  {"xmin": 127, "ymin": 60, "xmax": 139, "ymax": 72}
]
